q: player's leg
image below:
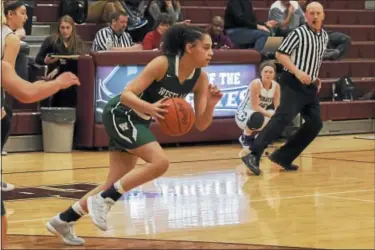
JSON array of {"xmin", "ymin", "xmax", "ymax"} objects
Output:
[
  {"xmin": 236, "ymin": 110, "xmax": 264, "ymax": 148},
  {"xmin": 1, "ymin": 201, "xmax": 7, "ymax": 249},
  {"xmin": 87, "ymin": 141, "xmax": 169, "ymax": 231},
  {"xmin": 86, "ymin": 110, "xmax": 169, "ymax": 231},
  {"xmin": 46, "ymin": 151, "xmax": 137, "ymax": 245},
  {"xmin": 1, "ymin": 106, "xmax": 15, "ymax": 192},
  {"xmin": 1, "ymin": 107, "xmax": 13, "ymax": 248}
]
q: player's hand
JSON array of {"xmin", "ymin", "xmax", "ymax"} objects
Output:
[
  {"xmin": 288, "ymin": 4, "xmax": 295, "ymax": 14},
  {"xmin": 207, "ymin": 84, "xmax": 223, "ymax": 108},
  {"xmin": 295, "ymin": 70, "xmax": 312, "ymax": 85},
  {"xmin": 44, "ymin": 55, "xmax": 58, "ymax": 65},
  {"xmin": 55, "ymin": 72, "xmax": 80, "ymax": 89},
  {"xmin": 151, "ymin": 97, "xmax": 170, "ymax": 120},
  {"xmin": 257, "ymin": 24, "xmax": 270, "ymax": 33},
  {"xmin": 265, "ymin": 20, "xmax": 278, "ymax": 28}
]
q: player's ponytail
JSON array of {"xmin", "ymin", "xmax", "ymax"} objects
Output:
[{"xmin": 162, "ymin": 25, "xmax": 207, "ymax": 56}]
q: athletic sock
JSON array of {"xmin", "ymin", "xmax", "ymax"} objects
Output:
[
  {"xmin": 100, "ymin": 181, "xmax": 125, "ymax": 202},
  {"xmin": 59, "ymin": 202, "xmax": 86, "ymax": 223}
]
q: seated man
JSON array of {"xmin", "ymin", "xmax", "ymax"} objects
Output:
[
  {"xmin": 235, "ymin": 61, "xmax": 280, "ymax": 148},
  {"xmin": 91, "ymin": 11, "xmax": 142, "ymax": 51},
  {"xmin": 207, "ymin": 16, "xmax": 235, "ymax": 49},
  {"xmin": 268, "ymin": 0, "xmax": 305, "ymax": 37},
  {"xmin": 142, "ymin": 13, "xmax": 173, "ymax": 50}
]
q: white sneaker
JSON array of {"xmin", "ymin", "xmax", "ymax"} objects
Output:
[
  {"xmin": 87, "ymin": 193, "xmax": 115, "ymax": 231},
  {"xmin": 1, "ymin": 181, "xmax": 15, "ymax": 191},
  {"xmin": 2, "ymin": 151, "xmax": 7, "ymax": 156},
  {"xmin": 46, "ymin": 214, "xmax": 85, "ymax": 246}
]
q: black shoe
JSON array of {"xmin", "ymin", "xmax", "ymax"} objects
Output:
[
  {"xmin": 268, "ymin": 152, "xmax": 299, "ymax": 171},
  {"xmin": 241, "ymin": 152, "xmax": 261, "ymax": 175}
]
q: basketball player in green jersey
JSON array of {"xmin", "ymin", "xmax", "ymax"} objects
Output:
[
  {"xmin": 1, "ymin": 60, "xmax": 80, "ymax": 248},
  {"xmin": 46, "ymin": 24, "xmax": 223, "ymax": 245}
]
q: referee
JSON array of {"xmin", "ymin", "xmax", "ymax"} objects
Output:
[{"xmin": 241, "ymin": 1, "xmax": 329, "ymax": 175}]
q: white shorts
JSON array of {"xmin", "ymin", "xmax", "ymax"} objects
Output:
[{"xmin": 235, "ymin": 109, "xmax": 274, "ymax": 131}]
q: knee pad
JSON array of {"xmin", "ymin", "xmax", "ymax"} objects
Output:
[{"xmin": 246, "ymin": 112, "xmax": 265, "ymax": 130}]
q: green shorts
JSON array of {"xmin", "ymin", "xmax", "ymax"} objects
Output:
[{"xmin": 102, "ymin": 106, "xmax": 156, "ymax": 152}]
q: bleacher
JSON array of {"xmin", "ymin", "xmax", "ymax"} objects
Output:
[{"xmin": 4, "ymin": 0, "xmax": 375, "ymax": 152}]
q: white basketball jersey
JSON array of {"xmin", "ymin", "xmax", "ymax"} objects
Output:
[
  {"xmin": 237, "ymin": 79, "xmax": 277, "ymax": 112},
  {"xmin": 1, "ymin": 25, "xmax": 13, "ymax": 58}
]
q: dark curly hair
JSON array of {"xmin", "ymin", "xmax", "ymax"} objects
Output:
[{"xmin": 161, "ymin": 25, "xmax": 208, "ymax": 56}]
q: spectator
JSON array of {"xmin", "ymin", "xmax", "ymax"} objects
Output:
[
  {"xmin": 224, "ymin": 0, "xmax": 275, "ymax": 52},
  {"xmin": 92, "ymin": 11, "xmax": 143, "ymax": 51},
  {"xmin": 207, "ymin": 16, "xmax": 235, "ymax": 49},
  {"xmin": 146, "ymin": 0, "xmax": 190, "ymax": 28},
  {"xmin": 122, "ymin": 0, "xmax": 149, "ymax": 42},
  {"xmin": 268, "ymin": 0, "xmax": 305, "ymax": 37},
  {"xmin": 142, "ymin": 13, "xmax": 173, "ymax": 50},
  {"xmin": 298, "ymin": 0, "xmax": 351, "ymax": 60},
  {"xmin": 35, "ymin": 15, "xmax": 86, "ymax": 107}
]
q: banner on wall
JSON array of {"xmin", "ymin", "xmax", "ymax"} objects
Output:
[{"xmin": 95, "ymin": 64, "xmax": 257, "ymax": 123}]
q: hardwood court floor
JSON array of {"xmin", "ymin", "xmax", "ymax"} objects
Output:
[{"xmin": 1, "ymin": 134, "xmax": 374, "ymax": 249}]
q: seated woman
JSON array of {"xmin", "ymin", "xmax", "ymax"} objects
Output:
[
  {"xmin": 35, "ymin": 15, "xmax": 86, "ymax": 107},
  {"xmin": 142, "ymin": 13, "xmax": 174, "ymax": 50},
  {"xmin": 235, "ymin": 61, "xmax": 280, "ymax": 148}
]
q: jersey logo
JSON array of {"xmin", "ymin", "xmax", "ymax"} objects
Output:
[
  {"xmin": 118, "ymin": 122, "xmax": 129, "ymax": 131},
  {"xmin": 236, "ymin": 111, "xmax": 248, "ymax": 122}
]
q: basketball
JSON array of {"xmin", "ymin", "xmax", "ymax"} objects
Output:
[{"xmin": 158, "ymin": 98, "xmax": 195, "ymax": 137}]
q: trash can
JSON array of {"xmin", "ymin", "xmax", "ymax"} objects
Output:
[{"xmin": 40, "ymin": 107, "xmax": 76, "ymax": 153}]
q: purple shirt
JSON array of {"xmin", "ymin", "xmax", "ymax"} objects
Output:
[{"xmin": 210, "ymin": 32, "xmax": 235, "ymax": 49}]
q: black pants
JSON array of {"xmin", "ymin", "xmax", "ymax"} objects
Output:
[
  {"xmin": 1, "ymin": 106, "xmax": 12, "ymax": 216},
  {"xmin": 250, "ymin": 72, "xmax": 323, "ymax": 165},
  {"xmin": 51, "ymin": 86, "xmax": 78, "ymax": 107}
]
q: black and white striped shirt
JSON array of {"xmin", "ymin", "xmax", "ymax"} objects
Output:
[
  {"xmin": 92, "ymin": 26, "xmax": 133, "ymax": 51},
  {"xmin": 278, "ymin": 24, "xmax": 329, "ymax": 81}
]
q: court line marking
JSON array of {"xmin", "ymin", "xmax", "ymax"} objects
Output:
[
  {"xmin": 6, "ymin": 234, "xmax": 316, "ymax": 249},
  {"xmin": 319, "ymin": 195, "xmax": 375, "ymax": 203},
  {"xmin": 248, "ymin": 189, "xmax": 375, "ymax": 203},
  {"xmin": 3, "ymin": 149, "xmax": 375, "ymax": 175},
  {"xmin": 299, "ymin": 155, "xmax": 374, "ymax": 164},
  {"xmin": 7, "ymin": 188, "xmax": 374, "ymax": 224}
]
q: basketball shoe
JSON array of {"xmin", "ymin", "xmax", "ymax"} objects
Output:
[
  {"xmin": 87, "ymin": 192, "xmax": 115, "ymax": 231},
  {"xmin": 46, "ymin": 214, "xmax": 85, "ymax": 245}
]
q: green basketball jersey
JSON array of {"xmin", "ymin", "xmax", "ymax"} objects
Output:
[{"xmin": 107, "ymin": 55, "xmax": 201, "ymax": 117}]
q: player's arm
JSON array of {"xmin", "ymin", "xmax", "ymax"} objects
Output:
[
  {"xmin": 250, "ymin": 80, "xmax": 274, "ymax": 118},
  {"xmin": 1, "ymin": 61, "xmax": 80, "ymax": 103},
  {"xmin": 119, "ymin": 56, "xmax": 169, "ymax": 119},
  {"xmin": 2, "ymin": 34, "xmax": 21, "ymax": 67},
  {"xmin": 192, "ymin": 72, "xmax": 222, "ymax": 131},
  {"xmin": 273, "ymin": 83, "xmax": 281, "ymax": 109}
]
